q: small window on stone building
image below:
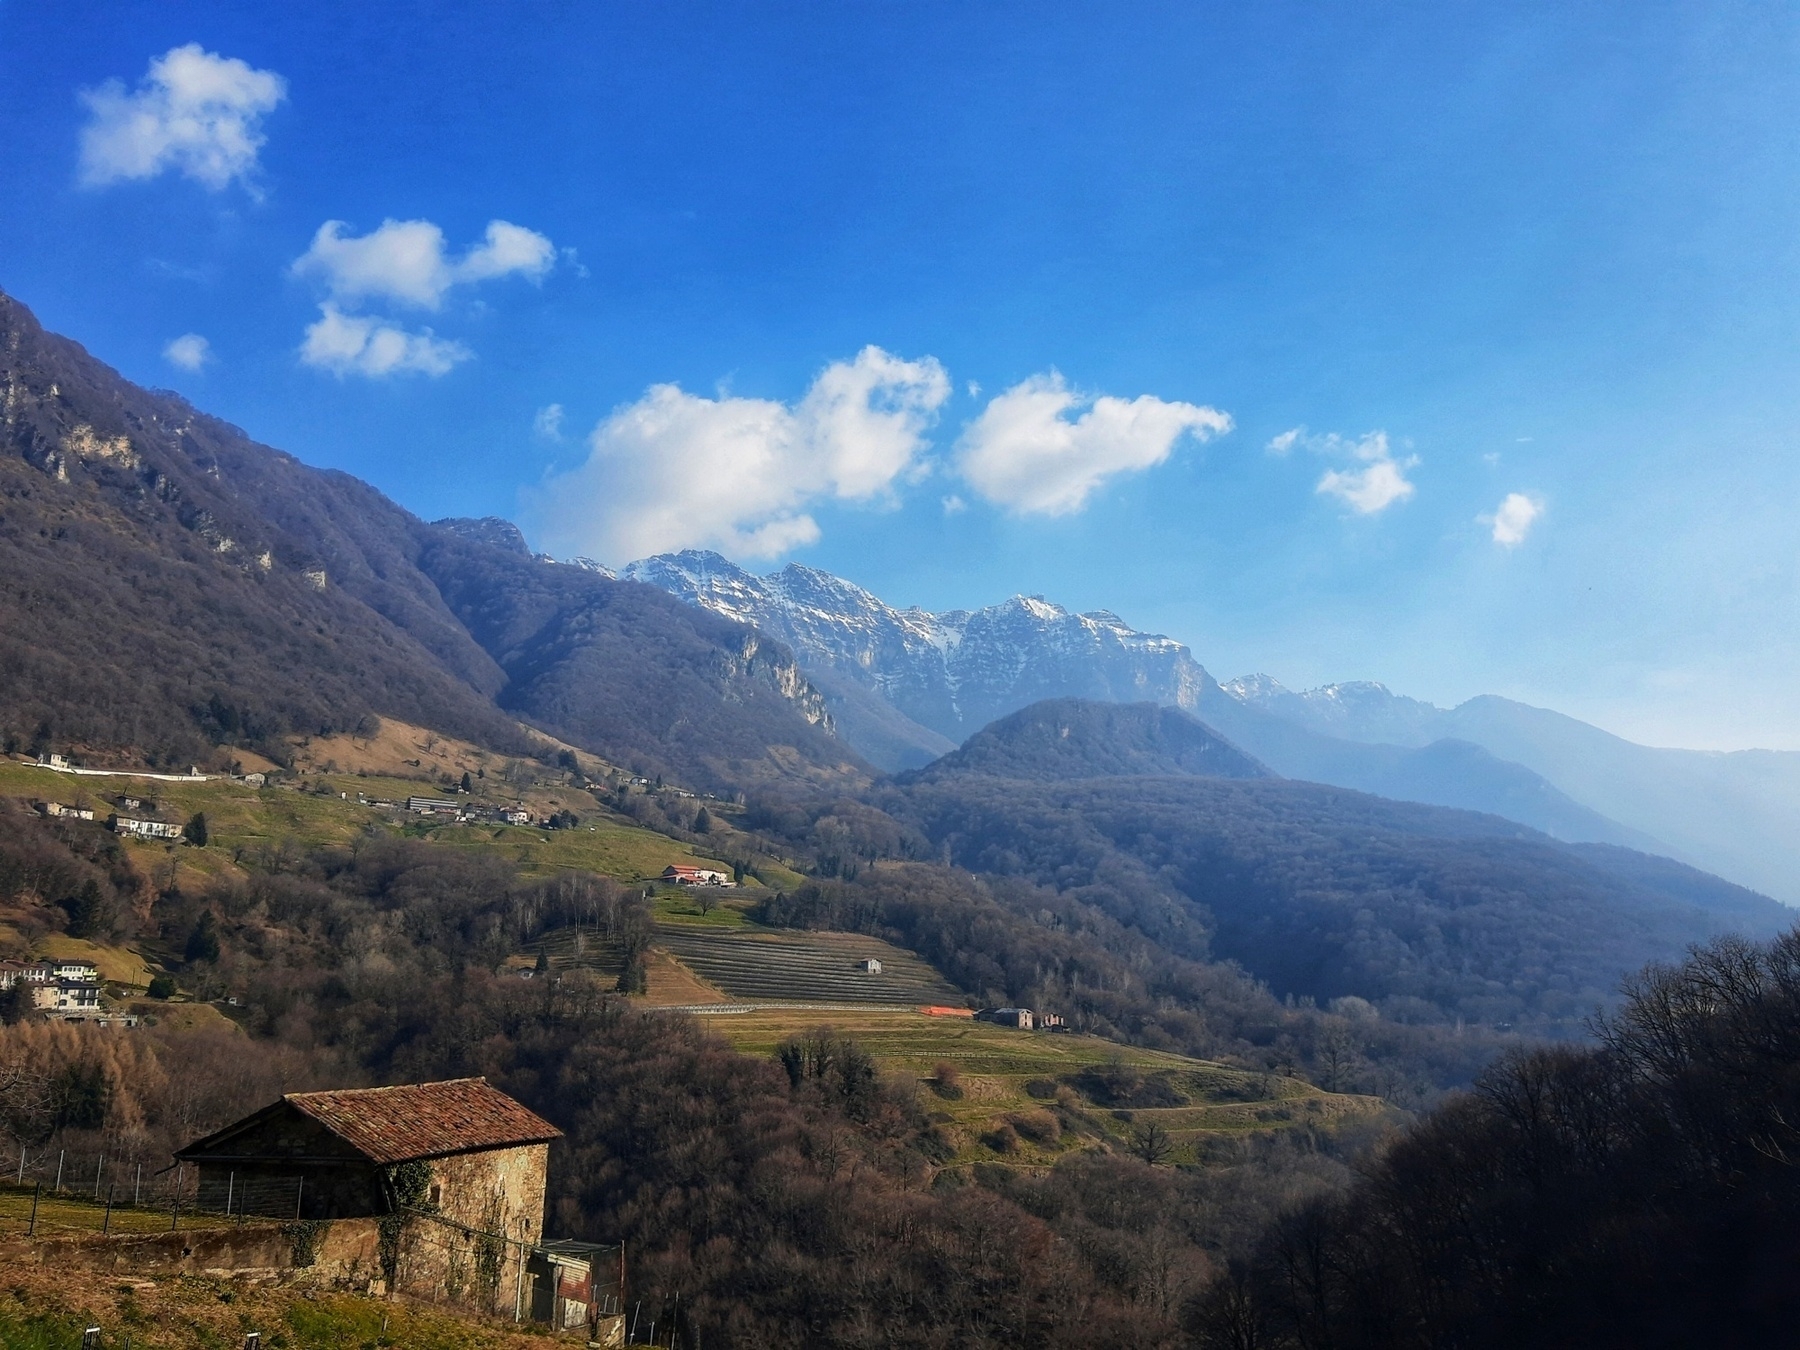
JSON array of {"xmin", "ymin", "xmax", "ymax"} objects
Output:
[{"xmin": 430, "ymin": 1183, "xmax": 442, "ymax": 1206}]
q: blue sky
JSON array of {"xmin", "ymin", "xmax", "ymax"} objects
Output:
[{"xmin": 3, "ymin": 2, "xmax": 1799, "ymax": 749}]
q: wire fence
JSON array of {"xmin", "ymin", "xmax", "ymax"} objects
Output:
[{"xmin": 0, "ymin": 1147, "xmax": 296, "ymax": 1237}]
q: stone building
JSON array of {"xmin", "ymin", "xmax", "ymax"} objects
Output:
[{"xmin": 176, "ymin": 1078, "xmax": 562, "ymax": 1313}]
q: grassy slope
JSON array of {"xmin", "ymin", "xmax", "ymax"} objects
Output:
[
  {"xmin": 706, "ymin": 1006, "xmax": 1389, "ymax": 1166},
  {"xmin": 0, "ymin": 1259, "xmax": 548, "ymax": 1350},
  {"xmin": 2, "ymin": 757, "xmax": 1388, "ymax": 1165}
]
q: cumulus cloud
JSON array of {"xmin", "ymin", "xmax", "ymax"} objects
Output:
[
  {"xmin": 534, "ymin": 403, "xmax": 566, "ymax": 440},
  {"xmin": 529, "ymin": 347, "xmax": 949, "ymax": 562},
  {"xmin": 299, "ymin": 304, "xmax": 470, "ymax": 378},
  {"xmin": 956, "ymin": 373, "xmax": 1231, "ymax": 515},
  {"xmin": 79, "ymin": 44, "xmax": 285, "ymax": 192},
  {"xmin": 1273, "ymin": 427, "xmax": 1418, "ymax": 515},
  {"xmin": 290, "ymin": 217, "xmax": 553, "ymax": 378},
  {"xmin": 1485, "ymin": 491, "xmax": 1544, "ymax": 546},
  {"xmin": 291, "ymin": 218, "xmax": 555, "ymax": 310},
  {"xmin": 162, "ymin": 333, "xmax": 211, "ymax": 371}
]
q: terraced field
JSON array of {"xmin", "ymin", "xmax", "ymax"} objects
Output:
[
  {"xmin": 706, "ymin": 1006, "xmax": 1395, "ymax": 1165},
  {"xmin": 654, "ymin": 927, "xmax": 963, "ymax": 1005}
]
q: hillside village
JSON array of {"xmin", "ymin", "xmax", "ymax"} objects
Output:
[{"xmin": 0, "ymin": 718, "xmax": 1410, "ymax": 1348}]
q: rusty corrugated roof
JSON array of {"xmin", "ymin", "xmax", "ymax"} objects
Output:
[{"xmin": 283, "ymin": 1077, "xmax": 561, "ymax": 1164}]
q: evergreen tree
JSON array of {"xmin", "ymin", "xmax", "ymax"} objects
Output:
[
  {"xmin": 183, "ymin": 811, "xmax": 208, "ymax": 847},
  {"xmin": 62, "ymin": 877, "xmax": 110, "ymax": 939},
  {"xmin": 185, "ymin": 911, "xmax": 221, "ymax": 964}
]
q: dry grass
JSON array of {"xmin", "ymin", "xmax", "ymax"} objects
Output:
[{"xmin": 0, "ymin": 1261, "xmax": 553, "ymax": 1350}]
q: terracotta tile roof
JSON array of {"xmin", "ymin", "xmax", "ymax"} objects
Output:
[{"xmin": 283, "ymin": 1078, "xmax": 561, "ymax": 1164}]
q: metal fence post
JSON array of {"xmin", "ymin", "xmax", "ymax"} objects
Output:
[
  {"xmin": 14, "ymin": 1142, "xmax": 21, "ymax": 1185},
  {"xmin": 135, "ymin": 1162, "xmax": 142, "ymax": 1207},
  {"xmin": 171, "ymin": 1164, "xmax": 182, "ymax": 1231},
  {"xmin": 27, "ymin": 1182, "xmax": 39, "ymax": 1237},
  {"xmin": 226, "ymin": 1171, "xmax": 235, "ymax": 1219},
  {"xmin": 103, "ymin": 1183, "xmax": 114, "ymax": 1235},
  {"xmin": 294, "ymin": 1176, "xmax": 304, "ymax": 1221},
  {"xmin": 54, "ymin": 1150, "xmax": 64, "ymax": 1193},
  {"xmin": 95, "ymin": 1154, "xmax": 104, "ymax": 1200}
]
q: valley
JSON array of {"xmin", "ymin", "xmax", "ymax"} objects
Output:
[{"xmin": 0, "ymin": 287, "xmax": 1792, "ymax": 1348}]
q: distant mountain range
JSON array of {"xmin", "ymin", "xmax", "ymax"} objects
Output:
[
  {"xmin": 1224, "ymin": 676, "xmax": 1800, "ymax": 906},
  {"xmin": 625, "ymin": 550, "xmax": 1800, "ymax": 903}
]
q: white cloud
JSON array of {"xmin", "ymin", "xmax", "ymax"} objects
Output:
[
  {"xmin": 290, "ymin": 218, "xmax": 555, "ymax": 310},
  {"xmin": 290, "ymin": 218, "xmax": 552, "ymax": 379},
  {"xmin": 529, "ymin": 346, "xmax": 949, "ymax": 563},
  {"xmin": 1277, "ymin": 428, "xmax": 1418, "ymax": 515},
  {"xmin": 79, "ymin": 44, "xmax": 285, "ymax": 192},
  {"xmin": 1485, "ymin": 491, "xmax": 1544, "ymax": 546},
  {"xmin": 942, "ymin": 493, "xmax": 968, "ymax": 515},
  {"xmin": 534, "ymin": 403, "xmax": 566, "ymax": 440},
  {"xmin": 956, "ymin": 373, "xmax": 1231, "ymax": 515},
  {"xmin": 299, "ymin": 304, "xmax": 470, "ymax": 378},
  {"xmin": 162, "ymin": 333, "xmax": 211, "ymax": 371}
]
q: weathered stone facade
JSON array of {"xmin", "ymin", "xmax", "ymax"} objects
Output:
[{"xmin": 175, "ymin": 1079, "xmax": 562, "ymax": 1317}]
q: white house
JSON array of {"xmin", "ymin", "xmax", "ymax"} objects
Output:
[{"xmin": 112, "ymin": 816, "xmax": 182, "ymax": 841}]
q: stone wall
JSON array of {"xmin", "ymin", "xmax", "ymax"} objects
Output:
[{"xmin": 1, "ymin": 1218, "xmax": 382, "ymax": 1287}]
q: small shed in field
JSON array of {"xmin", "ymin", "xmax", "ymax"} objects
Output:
[{"xmin": 174, "ymin": 1078, "xmax": 561, "ymax": 1240}]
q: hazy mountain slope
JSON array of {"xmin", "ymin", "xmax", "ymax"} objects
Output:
[
  {"xmin": 1201, "ymin": 702, "xmax": 1667, "ymax": 851},
  {"xmin": 0, "ymin": 287, "xmax": 526, "ymax": 764},
  {"xmin": 418, "ymin": 532, "xmax": 868, "ymax": 792},
  {"xmin": 1228, "ymin": 676, "xmax": 1800, "ymax": 903},
  {"xmin": 906, "ymin": 698, "xmax": 1270, "ymax": 783},
  {"xmin": 882, "ymin": 703, "xmax": 1792, "ymax": 1026},
  {"xmin": 1442, "ymin": 697, "xmax": 1800, "ymax": 904}
]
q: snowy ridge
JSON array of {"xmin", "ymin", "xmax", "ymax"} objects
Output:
[
  {"xmin": 622, "ymin": 550, "xmax": 1214, "ymax": 740},
  {"xmin": 1221, "ymin": 673, "xmax": 1448, "ymax": 745}
]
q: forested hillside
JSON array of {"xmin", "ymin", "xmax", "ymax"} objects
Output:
[
  {"xmin": 418, "ymin": 529, "xmax": 866, "ymax": 791},
  {"xmin": 0, "ymin": 288, "xmax": 854, "ymax": 789},
  {"xmin": 906, "ymin": 699, "xmax": 1270, "ymax": 782},
  {"xmin": 0, "ymin": 290, "xmax": 525, "ymax": 764},
  {"xmin": 1188, "ymin": 930, "xmax": 1800, "ymax": 1348},
  {"xmin": 870, "ymin": 700, "xmax": 1789, "ymax": 1033}
]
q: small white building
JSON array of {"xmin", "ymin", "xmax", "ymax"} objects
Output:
[
  {"xmin": 978, "ymin": 1007, "xmax": 1035, "ymax": 1030},
  {"xmin": 661, "ymin": 865, "xmax": 732, "ymax": 887},
  {"xmin": 112, "ymin": 816, "xmax": 182, "ymax": 841},
  {"xmin": 38, "ymin": 802, "xmax": 95, "ymax": 821},
  {"xmin": 859, "ymin": 958, "xmax": 883, "ymax": 974}
]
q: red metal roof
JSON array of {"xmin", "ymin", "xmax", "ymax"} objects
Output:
[{"xmin": 283, "ymin": 1078, "xmax": 561, "ymax": 1164}]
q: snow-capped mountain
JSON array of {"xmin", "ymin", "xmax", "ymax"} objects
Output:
[
  {"xmin": 1221, "ymin": 675, "xmax": 1446, "ymax": 745},
  {"xmin": 622, "ymin": 550, "xmax": 1215, "ymax": 758}
]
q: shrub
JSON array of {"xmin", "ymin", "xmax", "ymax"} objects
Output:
[{"xmin": 1010, "ymin": 1109, "xmax": 1061, "ymax": 1144}]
